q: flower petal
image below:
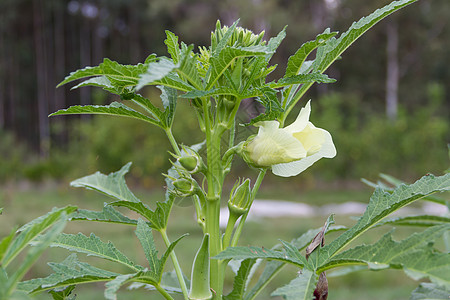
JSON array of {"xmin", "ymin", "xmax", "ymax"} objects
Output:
[
  {"xmin": 284, "ymin": 100, "xmax": 311, "ymax": 134},
  {"xmin": 247, "ymin": 122, "xmax": 307, "ymax": 167},
  {"xmin": 272, "ymin": 129, "xmax": 336, "ymax": 177}
]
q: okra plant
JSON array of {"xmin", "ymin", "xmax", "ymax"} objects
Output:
[{"xmin": 2, "ymin": 0, "xmax": 449, "ymax": 299}]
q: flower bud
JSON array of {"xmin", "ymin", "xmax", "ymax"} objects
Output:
[
  {"xmin": 173, "ymin": 178, "xmax": 196, "ymax": 197},
  {"xmin": 178, "ymin": 156, "xmax": 199, "ymax": 172},
  {"xmin": 228, "ymin": 178, "xmax": 251, "ymax": 216}
]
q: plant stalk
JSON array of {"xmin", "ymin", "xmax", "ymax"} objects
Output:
[{"xmin": 160, "ymin": 229, "xmax": 189, "ymax": 300}]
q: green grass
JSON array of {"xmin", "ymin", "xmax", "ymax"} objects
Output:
[{"xmin": 0, "ymin": 182, "xmax": 434, "ymax": 299}]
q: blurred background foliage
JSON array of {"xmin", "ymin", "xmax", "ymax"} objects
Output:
[{"xmin": 0, "ymin": 0, "xmax": 449, "ymax": 184}]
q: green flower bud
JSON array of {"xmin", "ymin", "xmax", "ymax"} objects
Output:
[
  {"xmin": 189, "ymin": 234, "xmax": 212, "ymax": 300},
  {"xmin": 179, "ymin": 156, "xmax": 199, "ymax": 172},
  {"xmin": 178, "ymin": 146, "xmax": 205, "ymax": 174},
  {"xmin": 173, "ymin": 178, "xmax": 196, "ymax": 197},
  {"xmin": 228, "ymin": 178, "xmax": 251, "ymax": 216}
]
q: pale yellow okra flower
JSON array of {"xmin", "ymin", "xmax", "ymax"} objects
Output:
[{"xmin": 244, "ymin": 100, "xmax": 336, "ymax": 177}]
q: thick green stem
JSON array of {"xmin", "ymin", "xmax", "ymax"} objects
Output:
[
  {"xmin": 160, "ymin": 229, "xmax": 189, "ymax": 300},
  {"xmin": 231, "ymin": 169, "xmax": 267, "ymax": 247}
]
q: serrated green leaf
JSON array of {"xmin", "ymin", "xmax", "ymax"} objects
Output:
[
  {"xmin": 49, "ymin": 285, "xmax": 76, "ymax": 300},
  {"xmin": 410, "ymin": 282, "xmax": 450, "ymax": 300},
  {"xmin": 70, "ymin": 204, "xmax": 138, "ymax": 226},
  {"xmin": 284, "ymin": 0, "xmax": 417, "ymax": 114},
  {"xmin": 2, "ymin": 207, "xmax": 76, "ymax": 267},
  {"xmin": 164, "ymin": 31, "xmax": 180, "ymax": 64},
  {"xmin": 134, "ymin": 220, "xmax": 187, "ymax": 286},
  {"xmin": 317, "ymin": 173, "xmax": 450, "ymax": 267},
  {"xmin": 180, "ymin": 87, "xmax": 239, "ymax": 99},
  {"xmin": 58, "ymin": 58, "xmax": 147, "ymax": 92},
  {"xmin": 285, "ymin": 29, "xmax": 337, "ymax": 78},
  {"xmin": 50, "ymin": 233, "xmax": 143, "ymax": 272},
  {"xmin": 135, "ymin": 219, "xmax": 160, "ymax": 274},
  {"xmin": 224, "ymin": 259, "xmax": 256, "ymax": 300},
  {"xmin": 49, "ymin": 102, "xmax": 162, "ymax": 128},
  {"xmin": 265, "ymin": 26, "xmax": 287, "ymax": 61},
  {"xmin": 245, "ymin": 87, "xmax": 283, "ymax": 126},
  {"xmin": 18, "ymin": 254, "xmax": 119, "ymax": 294},
  {"xmin": 104, "ymin": 273, "xmax": 136, "ymax": 300},
  {"xmin": 71, "ymin": 76, "xmax": 124, "ymax": 96},
  {"xmin": 152, "ymin": 73, "xmax": 194, "ymax": 92},
  {"xmin": 110, "ymin": 195, "xmax": 174, "ymax": 231},
  {"xmin": 320, "ymin": 225, "xmax": 450, "ymax": 285},
  {"xmin": 158, "ymin": 86, "xmax": 177, "ymax": 127},
  {"xmin": 136, "ymin": 58, "xmax": 178, "ymax": 90},
  {"xmin": 177, "ymin": 45, "xmax": 203, "ymax": 90},
  {"xmin": 243, "ymin": 225, "xmax": 346, "ymax": 300},
  {"xmin": 213, "ymin": 243, "xmax": 306, "ymax": 268},
  {"xmin": 375, "ymin": 215, "xmax": 450, "ymax": 228},
  {"xmin": 206, "ymin": 46, "xmax": 270, "ymax": 90},
  {"xmin": 0, "ymin": 227, "xmax": 16, "ymax": 263},
  {"xmin": 271, "ymin": 269, "xmax": 318, "ymax": 300},
  {"xmin": 128, "ymin": 93, "xmax": 164, "ymax": 122},
  {"xmin": 6, "ymin": 214, "xmax": 68, "ymax": 297},
  {"xmin": 269, "ymin": 73, "xmax": 335, "ymax": 88},
  {"xmin": 70, "ymin": 162, "xmax": 140, "ymax": 203}
]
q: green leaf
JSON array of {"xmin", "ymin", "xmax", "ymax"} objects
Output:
[
  {"xmin": 243, "ymin": 225, "xmax": 346, "ymax": 300},
  {"xmin": 128, "ymin": 93, "xmax": 164, "ymax": 122},
  {"xmin": 158, "ymin": 86, "xmax": 177, "ymax": 128},
  {"xmin": 50, "ymin": 233, "xmax": 143, "ymax": 272},
  {"xmin": 134, "ymin": 220, "xmax": 187, "ymax": 285},
  {"xmin": 245, "ymin": 87, "xmax": 283, "ymax": 126},
  {"xmin": 410, "ymin": 283, "xmax": 450, "ymax": 300},
  {"xmin": 58, "ymin": 58, "xmax": 148, "ymax": 92},
  {"xmin": 70, "ymin": 162, "xmax": 140, "ymax": 203},
  {"xmin": 49, "ymin": 285, "xmax": 76, "ymax": 300},
  {"xmin": 0, "ymin": 227, "xmax": 16, "ymax": 263},
  {"xmin": 375, "ymin": 215, "xmax": 450, "ymax": 227},
  {"xmin": 177, "ymin": 45, "xmax": 203, "ymax": 90},
  {"xmin": 269, "ymin": 73, "xmax": 336, "ymax": 88},
  {"xmin": 135, "ymin": 219, "xmax": 160, "ymax": 274},
  {"xmin": 18, "ymin": 254, "xmax": 119, "ymax": 294},
  {"xmin": 49, "ymin": 102, "xmax": 162, "ymax": 128},
  {"xmin": 284, "ymin": 0, "xmax": 418, "ymax": 113},
  {"xmin": 320, "ymin": 225, "xmax": 450, "ymax": 285},
  {"xmin": 111, "ymin": 195, "xmax": 174, "ymax": 231},
  {"xmin": 152, "ymin": 73, "xmax": 194, "ymax": 92},
  {"xmin": 104, "ymin": 273, "xmax": 136, "ymax": 300},
  {"xmin": 164, "ymin": 31, "xmax": 180, "ymax": 64},
  {"xmin": 2, "ymin": 207, "xmax": 77, "ymax": 267},
  {"xmin": 224, "ymin": 259, "xmax": 256, "ymax": 300},
  {"xmin": 317, "ymin": 173, "xmax": 450, "ymax": 267},
  {"xmin": 265, "ymin": 26, "xmax": 287, "ymax": 61},
  {"xmin": 271, "ymin": 269, "xmax": 318, "ymax": 300},
  {"xmin": 206, "ymin": 45, "xmax": 270, "ymax": 90},
  {"xmin": 71, "ymin": 76, "xmax": 125, "ymax": 96},
  {"xmin": 284, "ymin": 29, "xmax": 337, "ymax": 78},
  {"xmin": 6, "ymin": 214, "xmax": 68, "ymax": 297},
  {"xmin": 136, "ymin": 58, "xmax": 178, "ymax": 90},
  {"xmin": 180, "ymin": 87, "xmax": 239, "ymax": 99},
  {"xmin": 213, "ymin": 242, "xmax": 306, "ymax": 268},
  {"xmin": 70, "ymin": 204, "xmax": 138, "ymax": 226}
]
